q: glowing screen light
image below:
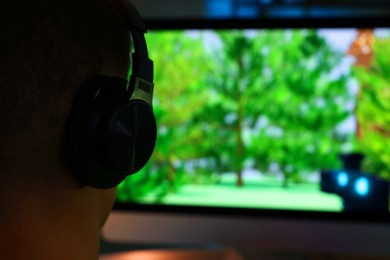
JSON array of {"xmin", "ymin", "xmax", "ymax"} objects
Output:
[
  {"xmin": 337, "ymin": 171, "xmax": 349, "ymax": 187},
  {"xmin": 355, "ymin": 177, "xmax": 370, "ymax": 196}
]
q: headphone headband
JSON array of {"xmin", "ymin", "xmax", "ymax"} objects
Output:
[
  {"xmin": 110, "ymin": 0, "xmax": 154, "ymax": 84},
  {"xmin": 111, "ymin": 0, "xmax": 147, "ymax": 32}
]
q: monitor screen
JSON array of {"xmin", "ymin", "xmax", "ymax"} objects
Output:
[{"xmin": 103, "ymin": 18, "xmax": 390, "ymax": 255}]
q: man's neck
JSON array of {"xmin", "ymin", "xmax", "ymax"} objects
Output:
[{"xmin": 0, "ymin": 189, "xmax": 103, "ymax": 260}]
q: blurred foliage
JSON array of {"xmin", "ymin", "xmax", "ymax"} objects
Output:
[
  {"xmin": 353, "ymin": 36, "xmax": 390, "ymax": 179},
  {"xmin": 200, "ymin": 30, "xmax": 352, "ymax": 187},
  {"xmin": 117, "ymin": 29, "xmax": 367, "ymax": 202}
]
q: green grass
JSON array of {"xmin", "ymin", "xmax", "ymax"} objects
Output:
[{"xmin": 138, "ymin": 174, "xmax": 343, "ymax": 212}]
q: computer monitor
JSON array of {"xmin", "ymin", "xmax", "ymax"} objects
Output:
[{"xmin": 102, "ymin": 17, "xmax": 390, "ymax": 255}]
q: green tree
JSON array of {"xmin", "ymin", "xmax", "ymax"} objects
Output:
[
  {"xmin": 250, "ymin": 30, "xmax": 353, "ymax": 187},
  {"xmin": 193, "ymin": 30, "xmax": 269, "ymax": 187},
  {"xmin": 198, "ymin": 29, "xmax": 353, "ymax": 187},
  {"xmin": 353, "ymin": 35, "xmax": 390, "ymax": 179}
]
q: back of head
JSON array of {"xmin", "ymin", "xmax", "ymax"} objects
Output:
[
  {"xmin": 0, "ymin": 2, "xmax": 137, "ymax": 259},
  {"xmin": 0, "ymin": 0, "xmax": 131, "ymax": 193}
]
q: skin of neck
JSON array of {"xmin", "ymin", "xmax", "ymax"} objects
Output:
[{"xmin": 0, "ymin": 182, "xmax": 117, "ymax": 260}]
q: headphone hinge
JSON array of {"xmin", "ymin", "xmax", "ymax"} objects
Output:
[{"xmin": 130, "ymin": 76, "xmax": 154, "ymax": 107}]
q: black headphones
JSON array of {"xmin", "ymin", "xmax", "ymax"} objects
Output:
[{"xmin": 65, "ymin": 0, "xmax": 156, "ymax": 189}]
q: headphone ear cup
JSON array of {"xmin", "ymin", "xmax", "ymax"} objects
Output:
[
  {"xmin": 105, "ymin": 99, "xmax": 157, "ymax": 176},
  {"xmin": 65, "ymin": 75, "xmax": 157, "ymax": 189},
  {"xmin": 65, "ymin": 77, "xmax": 108, "ymax": 174},
  {"xmin": 65, "ymin": 76, "xmax": 130, "ymax": 188}
]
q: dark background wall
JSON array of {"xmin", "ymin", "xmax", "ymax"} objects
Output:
[{"xmin": 132, "ymin": 0, "xmax": 390, "ymax": 19}]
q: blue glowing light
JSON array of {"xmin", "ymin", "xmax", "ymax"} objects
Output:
[
  {"xmin": 206, "ymin": 0, "xmax": 233, "ymax": 18},
  {"xmin": 355, "ymin": 177, "xmax": 370, "ymax": 196},
  {"xmin": 337, "ymin": 172, "xmax": 349, "ymax": 187}
]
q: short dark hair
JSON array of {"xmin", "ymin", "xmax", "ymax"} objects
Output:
[{"xmin": 0, "ymin": 0, "xmax": 131, "ymax": 189}]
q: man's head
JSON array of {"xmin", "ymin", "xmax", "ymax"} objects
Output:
[
  {"xmin": 0, "ymin": 0, "xmax": 131, "ymax": 189},
  {"xmin": 0, "ymin": 0, "xmax": 132, "ymax": 226},
  {"xmin": 0, "ymin": 2, "xmax": 157, "ymax": 258}
]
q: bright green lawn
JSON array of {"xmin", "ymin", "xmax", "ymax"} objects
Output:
[{"xmin": 138, "ymin": 174, "xmax": 343, "ymax": 212}]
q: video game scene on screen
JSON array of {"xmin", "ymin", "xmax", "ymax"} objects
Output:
[{"xmin": 117, "ymin": 26, "xmax": 390, "ymax": 214}]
